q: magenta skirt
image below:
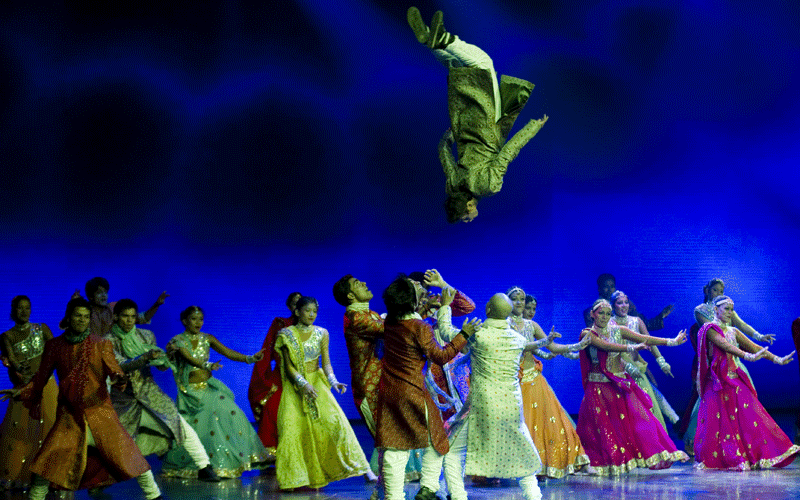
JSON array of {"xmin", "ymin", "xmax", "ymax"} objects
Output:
[
  {"xmin": 577, "ymin": 379, "xmax": 688, "ymax": 475},
  {"xmin": 695, "ymin": 372, "xmax": 799, "ymax": 470}
]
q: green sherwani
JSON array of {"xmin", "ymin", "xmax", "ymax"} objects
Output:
[{"xmin": 441, "ymin": 67, "xmax": 544, "ymax": 198}]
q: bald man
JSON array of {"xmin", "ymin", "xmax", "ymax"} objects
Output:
[{"xmin": 441, "ymin": 293, "xmax": 560, "ymax": 500}]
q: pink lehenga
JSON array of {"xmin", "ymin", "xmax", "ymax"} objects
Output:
[
  {"xmin": 694, "ymin": 323, "xmax": 800, "ymax": 470},
  {"xmin": 576, "ymin": 326, "xmax": 688, "ymax": 475}
]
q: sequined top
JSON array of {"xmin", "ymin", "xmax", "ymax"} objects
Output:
[
  {"xmin": 587, "ymin": 323, "xmax": 624, "ymax": 373},
  {"xmin": 694, "ymin": 302, "xmax": 714, "ymax": 324},
  {"xmin": 176, "ymin": 332, "xmax": 211, "ymax": 364},
  {"xmin": 10, "ymin": 323, "xmax": 45, "ymax": 362},
  {"xmin": 299, "ymin": 326, "xmax": 324, "ymax": 363}
]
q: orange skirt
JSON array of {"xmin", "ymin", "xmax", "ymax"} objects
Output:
[
  {"xmin": 0, "ymin": 376, "xmax": 58, "ymax": 487},
  {"xmin": 521, "ymin": 365, "xmax": 589, "ymax": 478}
]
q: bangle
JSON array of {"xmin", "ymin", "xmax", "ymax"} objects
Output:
[
  {"xmin": 743, "ymin": 352, "xmax": 758, "ymax": 362},
  {"xmin": 293, "ymin": 372, "xmax": 309, "ymax": 388},
  {"xmin": 626, "ymin": 344, "xmax": 637, "ymax": 353},
  {"xmin": 245, "ymin": 355, "xmax": 255, "ymax": 364},
  {"xmin": 327, "ymin": 373, "xmax": 339, "ymax": 386},
  {"xmin": 565, "ymin": 342, "xmax": 582, "ymax": 352},
  {"xmin": 666, "ymin": 338, "xmax": 678, "ymax": 347},
  {"xmin": 656, "ymin": 356, "xmax": 669, "ymax": 369},
  {"xmin": 203, "ymin": 361, "xmax": 214, "ymax": 370},
  {"xmin": 751, "ymin": 331, "xmax": 765, "ymax": 342}
]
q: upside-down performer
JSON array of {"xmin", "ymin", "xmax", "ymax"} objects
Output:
[{"xmin": 407, "ymin": 7, "xmax": 548, "ymax": 223}]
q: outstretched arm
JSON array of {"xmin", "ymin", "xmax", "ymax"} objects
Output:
[
  {"xmin": 732, "ymin": 311, "xmax": 775, "ymax": 344},
  {"xmin": 494, "ymin": 116, "xmax": 548, "ymax": 175},
  {"xmin": 620, "ymin": 326, "xmax": 686, "ymax": 347},
  {"xmin": 140, "ymin": 291, "xmax": 169, "ymax": 324},
  {"xmin": 581, "ymin": 329, "xmax": 649, "ymax": 353},
  {"xmin": 208, "ymin": 334, "xmax": 262, "ymax": 364}
]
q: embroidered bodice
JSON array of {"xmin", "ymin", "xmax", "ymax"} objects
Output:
[
  {"xmin": 587, "ymin": 323, "xmax": 623, "ymax": 369},
  {"xmin": 610, "ymin": 315, "xmax": 638, "ymax": 336},
  {"xmin": 185, "ymin": 333, "xmax": 211, "ymax": 364},
  {"xmin": 295, "ymin": 325, "xmax": 324, "ymax": 363},
  {"xmin": 10, "ymin": 323, "xmax": 45, "ymax": 362},
  {"xmin": 507, "ymin": 315, "xmax": 535, "ymax": 342},
  {"xmin": 695, "ymin": 302, "xmax": 714, "ymax": 324}
]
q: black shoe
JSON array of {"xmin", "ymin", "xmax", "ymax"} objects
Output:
[
  {"xmin": 407, "ymin": 7, "xmax": 429, "ymax": 44},
  {"xmin": 198, "ymin": 465, "xmax": 222, "ymax": 482},
  {"xmin": 415, "ymin": 486, "xmax": 437, "ymax": 500},
  {"xmin": 427, "ymin": 11, "xmax": 454, "ymax": 50}
]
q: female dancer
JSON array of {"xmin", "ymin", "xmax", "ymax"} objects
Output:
[
  {"xmin": 609, "ymin": 290, "xmax": 679, "ymax": 429},
  {"xmin": 694, "ymin": 295, "xmax": 798, "ymax": 469},
  {"xmin": 161, "ymin": 306, "xmax": 270, "ymax": 478},
  {"xmin": 523, "ymin": 294, "xmax": 537, "ymax": 320},
  {"xmin": 274, "ymin": 296, "xmax": 373, "ymax": 490},
  {"xmin": 577, "ymin": 299, "xmax": 688, "ymax": 475},
  {"xmin": 248, "ymin": 291, "xmax": 302, "ymax": 453},
  {"xmin": 0, "ymin": 296, "xmax": 58, "ymax": 489},
  {"xmin": 683, "ymin": 279, "xmax": 773, "ymax": 451},
  {"xmin": 507, "ymin": 286, "xmax": 591, "ymax": 478}
]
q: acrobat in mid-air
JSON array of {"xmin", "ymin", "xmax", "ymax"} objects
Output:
[{"xmin": 407, "ymin": 7, "xmax": 548, "ymax": 223}]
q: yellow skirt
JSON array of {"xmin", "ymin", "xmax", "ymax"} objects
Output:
[{"xmin": 521, "ymin": 365, "xmax": 589, "ymax": 478}]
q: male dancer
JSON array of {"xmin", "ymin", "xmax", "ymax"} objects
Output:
[
  {"xmin": 108, "ymin": 299, "xmax": 221, "ymax": 482},
  {"xmin": 407, "ymin": 7, "xmax": 548, "ymax": 223},
  {"xmin": 376, "ymin": 275, "xmax": 478, "ymax": 500},
  {"xmin": 64, "ymin": 277, "xmax": 169, "ymax": 336},
  {"xmin": 582, "ymin": 273, "xmax": 673, "ymax": 331},
  {"xmin": 2, "ymin": 298, "xmax": 161, "ymax": 500},
  {"xmin": 444, "ymin": 294, "xmax": 560, "ymax": 500},
  {"xmin": 333, "ymin": 276, "xmax": 383, "ymax": 442}
]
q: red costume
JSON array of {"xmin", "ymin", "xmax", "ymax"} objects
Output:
[
  {"xmin": 248, "ymin": 316, "xmax": 294, "ymax": 450},
  {"xmin": 23, "ymin": 334, "xmax": 150, "ymax": 490},
  {"xmin": 342, "ymin": 308, "xmax": 383, "ymax": 424},
  {"xmin": 375, "ymin": 317, "xmax": 467, "ymax": 454}
]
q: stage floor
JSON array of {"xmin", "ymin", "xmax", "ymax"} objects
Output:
[
  {"xmin": 8, "ymin": 459, "xmax": 797, "ymax": 500},
  {"xmin": 6, "ymin": 418, "xmax": 799, "ymax": 500}
]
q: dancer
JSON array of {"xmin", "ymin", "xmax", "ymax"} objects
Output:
[
  {"xmin": 609, "ymin": 290, "xmax": 679, "ymax": 429},
  {"xmin": 582, "ymin": 273, "xmax": 673, "ymax": 331},
  {"xmin": 107, "ymin": 299, "xmax": 220, "ymax": 482},
  {"xmin": 694, "ymin": 278, "xmax": 774, "ymax": 342},
  {"xmin": 407, "ymin": 7, "xmax": 548, "ymax": 223},
  {"xmin": 333, "ymin": 276, "xmax": 387, "ymax": 475},
  {"xmin": 694, "ymin": 295, "xmax": 798, "ymax": 469},
  {"xmin": 523, "ymin": 294, "xmax": 537, "ymax": 320},
  {"xmin": 161, "ymin": 306, "xmax": 269, "ymax": 478},
  {"xmin": 65, "ymin": 277, "xmax": 169, "ymax": 336},
  {"xmin": 1, "ymin": 298, "xmax": 161, "ymax": 500},
  {"xmin": 507, "ymin": 286, "xmax": 591, "ymax": 478},
  {"xmin": 577, "ymin": 299, "xmax": 689, "ymax": 475},
  {"xmin": 0, "ymin": 296, "xmax": 57, "ymax": 489},
  {"xmin": 683, "ymin": 279, "xmax": 773, "ymax": 450},
  {"xmin": 248, "ymin": 291, "xmax": 302, "ymax": 453},
  {"xmin": 414, "ymin": 270, "xmax": 475, "ymax": 423},
  {"xmin": 445, "ymin": 294, "xmax": 566, "ymax": 500},
  {"xmin": 376, "ymin": 275, "xmax": 478, "ymax": 500},
  {"xmin": 274, "ymin": 296, "xmax": 373, "ymax": 489}
]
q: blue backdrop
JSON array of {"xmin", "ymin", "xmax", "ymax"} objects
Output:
[{"xmin": 1, "ymin": 0, "xmax": 799, "ymax": 422}]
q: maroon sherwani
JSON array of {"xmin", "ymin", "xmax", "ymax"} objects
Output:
[
  {"xmin": 375, "ymin": 317, "xmax": 467, "ymax": 454},
  {"xmin": 342, "ymin": 307, "xmax": 383, "ymax": 428},
  {"xmin": 248, "ymin": 316, "xmax": 294, "ymax": 450},
  {"xmin": 23, "ymin": 333, "xmax": 150, "ymax": 490}
]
